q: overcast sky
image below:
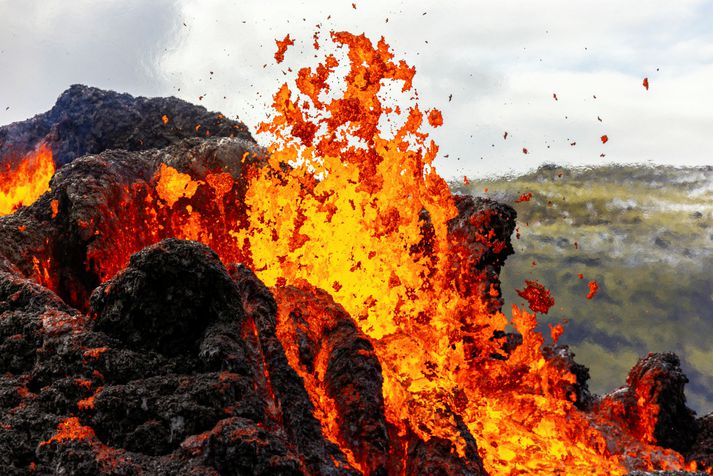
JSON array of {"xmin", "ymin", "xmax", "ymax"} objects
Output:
[{"xmin": 1, "ymin": 0, "xmax": 711, "ymax": 177}]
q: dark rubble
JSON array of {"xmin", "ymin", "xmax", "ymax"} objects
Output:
[{"xmin": 0, "ymin": 239, "xmax": 350, "ymax": 475}]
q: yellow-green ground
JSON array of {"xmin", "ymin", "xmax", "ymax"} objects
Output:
[{"xmin": 453, "ymin": 164, "xmax": 713, "ymax": 413}]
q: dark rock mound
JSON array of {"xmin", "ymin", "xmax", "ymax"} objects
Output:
[
  {"xmin": 0, "ymin": 84, "xmax": 253, "ymax": 168},
  {"xmin": 628, "ymin": 353, "xmax": 697, "ymax": 453},
  {"xmin": 0, "ymin": 239, "xmax": 360, "ymax": 475},
  {"xmin": 91, "ymin": 239, "xmax": 245, "ymax": 358},
  {"xmin": 599, "ymin": 352, "xmax": 697, "ymax": 454}
]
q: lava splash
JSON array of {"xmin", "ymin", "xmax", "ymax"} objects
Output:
[{"xmin": 240, "ymin": 31, "xmax": 698, "ymax": 475}]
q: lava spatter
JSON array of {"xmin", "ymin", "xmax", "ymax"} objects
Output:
[{"xmin": 237, "ymin": 31, "xmax": 692, "ymax": 475}]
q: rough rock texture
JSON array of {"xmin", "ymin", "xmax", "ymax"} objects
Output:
[
  {"xmin": 687, "ymin": 413, "xmax": 713, "ymax": 470},
  {"xmin": 272, "ymin": 282, "xmax": 391, "ymax": 476},
  {"xmin": 230, "ymin": 265, "xmax": 362, "ymax": 476},
  {"xmin": 0, "ymin": 84, "xmax": 253, "ymax": 167},
  {"xmin": 598, "ymin": 353, "xmax": 698, "ymax": 454},
  {"xmin": 0, "ymin": 239, "xmax": 358, "ymax": 475},
  {"xmin": 91, "ymin": 239, "xmax": 249, "ymax": 360},
  {"xmin": 447, "ymin": 194, "xmax": 517, "ymax": 361},
  {"xmin": 542, "ymin": 345, "xmax": 594, "ymax": 410},
  {"xmin": 447, "ymin": 194, "xmax": 516, "ymax": 313},
  {"xmin": 0, "ymin": 136, "xmax": 265, "ymax": 310}
]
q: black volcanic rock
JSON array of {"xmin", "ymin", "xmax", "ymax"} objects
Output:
[
  {"xmin": 688, "ymin": 413, "xmax": 713, "ymax": 470},
  {"xmin": 91, "ymin": 239, "xmax": 247, "ymax": 359},
  {"xmin": 0, "ymin": 84, "xmax": 253, "ymax": 168},
  {"xmin": 599, "ymin": 352, "xmax": 698, "ymax": 454},
  {"xmin": 0, "ymin": 239, "xmax": 363, "ymax": 475}
]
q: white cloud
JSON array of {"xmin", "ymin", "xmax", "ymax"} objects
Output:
[
  {"xmin": 161, "ymin": 0, "xmax": 713, "ymax": 177},
  {"xmin": 0, "ymin": 0, "xmax": 180, "ymax": 124},
  {"xmin": 1, "ymin": 0, "xmax": 711, "ymax": 178}
]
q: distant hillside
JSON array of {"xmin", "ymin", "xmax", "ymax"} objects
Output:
[{"xmin": 453, "ymin": 164, "xmax": 713, "ymax": 413}]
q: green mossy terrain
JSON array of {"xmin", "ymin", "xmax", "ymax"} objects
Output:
[{"xmin": 453, "ymin": 164, "xmax": 713, "ymax": 413}]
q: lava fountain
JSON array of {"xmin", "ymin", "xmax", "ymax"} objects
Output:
[
  {"xmin": 236, "ymin": 31, "xmax": 699, "ymax": 475},
  {"xmin": 0, "ymin": 31, "xmax": 707, "ymax": 476}
]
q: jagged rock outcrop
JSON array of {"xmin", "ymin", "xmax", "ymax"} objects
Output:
[
  {"xmin": 229, "ymin": 264, "xmax": 363, "ymax": 476},
  {"xmin": 0, "ymin": 85, "xmax": 253, "ymax": 168},
  {"xmin": 272, "ymin": 282, "xmax": 392, "ymax": 475},
  {"xmin": 542, "ymin": 345, "xmax": 594, "ymax": 410},
  {"xmin": 447, "ymin": 194, "xmax": 516, "ymax": 313},
  {"xmin": 596, "ymin": 353, "xmax": 698, "ymax": 455}
]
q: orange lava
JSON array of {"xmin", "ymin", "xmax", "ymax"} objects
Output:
[
  {"xmin": 238, "ymin": 31, "xmax": 696, "ymax": 475},
  {"xmin": 0, "ymin": 144, "xmax": 54, "ymax": 216},
  {"xmin": 275, "ymin": 34, "xmax": 295, "ymax": 63},
  {"xmin": 42, "ymin": 417, "xmax": 95, "ymax": 445},
  {"xmin": 15, "ymin": 31, "xmax": 702, "ymax": 476},
  {"xmin": 516, "ymin": 280, "xmax": 555, "ymax": 314},
  {"xmin": 587, "ymin": 280, "xmax": 599, "ymax": 299}
]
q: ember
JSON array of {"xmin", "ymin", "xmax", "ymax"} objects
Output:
[
  {"xmin": 517, "ymin": 279, "xmax": 555, "ymax": 314},
  {"xmin": 42, "ymin": 417, "xmax": 96, "ymax": 445}
]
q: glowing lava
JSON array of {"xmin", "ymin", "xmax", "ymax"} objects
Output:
[
  {"xmin": 15, "ymin": 31, "xmax": 705, "ymax": 476},
  {"xmin": 0, "ymin": 144, "xmax": 54, "ymax": 216},
  {"xmin": 236, "ymin": 31, "xmax": 698, "ymax": 475}
]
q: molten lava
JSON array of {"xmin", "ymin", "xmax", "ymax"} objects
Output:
[
  {"xmin": 517, "ymin": 280, "xmax": 555, "ymax": 314},
  {"xmin": 0, "ymin": 144, "xmax": 54, "ymax": 216},
  {"xmin": 236, "ymin": 31, "xmax": 698, "ymax": 475},
  {"xmin": 42, "ymin": 417, "xmax": 96, "ymax": 445},
  {"xmin": 19, "ymin": 31, "xmax": 707, "ymax": 475}
]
